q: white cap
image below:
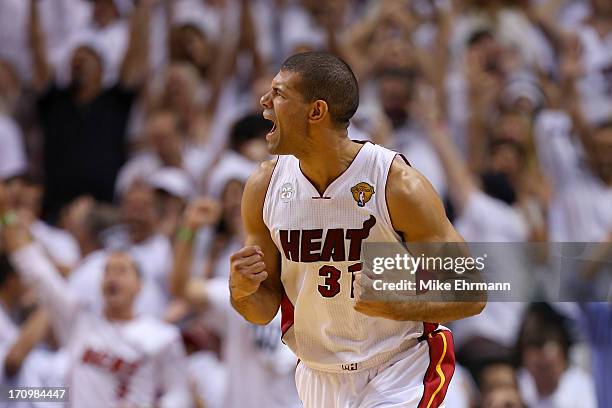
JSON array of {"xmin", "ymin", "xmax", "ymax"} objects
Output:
[
  {"xmin": 147, "ymin": 167, "xmax": 195, "ymax": 200},
  {"xmin": 501, "ymin": 72, "xmax": 545, "ymax": 111}
]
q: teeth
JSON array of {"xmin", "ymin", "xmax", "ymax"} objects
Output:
[
  {"xmin": 264, "ymin": 115, "xmax": 276, "ymax": 133},
  {"xmin": 268, "ymin": 121, "xmax": 276, "ymax": 133}
]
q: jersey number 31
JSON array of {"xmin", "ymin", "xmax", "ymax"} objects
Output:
[{"xmin": 318, "ymin": 263, "xmax": 362, "ymax": 298}]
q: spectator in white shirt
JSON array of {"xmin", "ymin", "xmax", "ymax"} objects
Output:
[
  {"xmin": 115, "ymin": 109, "xmax": 212, "ymax": 197},
  {"xmin": 516, "ymin": 303, "xmax": 597, "ymax": 408},
  {"xmin": 118, "ymin": 184, "xmax": 174, "ymax": 317},
  {"xmin": 476, "ymin": 357, "xmax": 527, "ymax": 408},
  {"xmin": 535, "ymin": 23, "xmax": 612, "ymax": 243},
  {"xmin": 4, "ymin": 174, "xmax": 81, "ymax": 272},
  {"xmin": 0, "ymin": 185, "xmax": 193, "ymax": 407},
  {"xmin": 68, "ymin": 185, "xmax": 173, "ymax": 318},
  {"xmin": 66, "ymin": 0, "xmax": 133, "ymax": 86},
  {"xmin": 535, "ymin": 112, "xmax": 612, "ymax": 243}
]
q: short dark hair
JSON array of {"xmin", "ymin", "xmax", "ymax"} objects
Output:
[
  {"xmin": 230, "ymin": 113, "xmax": 271, "ymax": 151},
  {"xmin": 516, "ymin": 302, "xmax": 573, "ymax": 362},
  {"xmin": 281, "ymin": 52, "xmax": 359, "ymax": 128},
  {"xmin": 467, "ymin": 29, "xmax": 494, "ymax": 47}
]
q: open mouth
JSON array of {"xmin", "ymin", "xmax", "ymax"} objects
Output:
[
  {"xmin": 265, "ymin": 117, "xmax": 277, "ymax": 139},
  {"xmin": 104, "ymin": 284, "xmax": 119, "ymax": 296}
]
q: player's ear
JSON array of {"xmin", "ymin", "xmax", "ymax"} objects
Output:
[{"xmin": 308, "ymin": 100, "xmax": 328, "ymax": 124}]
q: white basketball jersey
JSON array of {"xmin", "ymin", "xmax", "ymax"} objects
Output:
[{"xmin": 263, "ymin": 142, "xmax": 436, "ymax": 373}]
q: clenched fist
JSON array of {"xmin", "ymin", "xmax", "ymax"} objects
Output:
[{"xmin": 229, "ymin": 246, "xmax": 268, "ymax": 299}]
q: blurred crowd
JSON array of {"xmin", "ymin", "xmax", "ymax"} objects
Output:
[{"xmin": 0, "ymin": 0, "xmax": 611, "ymax": 407}]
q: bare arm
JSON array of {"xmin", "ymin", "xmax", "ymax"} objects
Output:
[
  {"xmin": 170, "ymin": 236, "xmax": 196, "ymax": 300},
  {"xmin": 354, "ymin": 158, "xmax": 486, "ymax": 322},
  {"xmin": 203, "ymin": 3, "xmax": 241, "ymax": 114},
  {"xmin": 414, "ymin": 84, "xmax": 478, "ymax": 213},
  {"xmin": 169, "ymin": 198, "xmax": 220, "ymax": 298},
  {"xmin": 0, "ymin": 184, "xmax": 79, "ymax": 340},
  {"xmin": 428, "ymin": 122, "xmax": 479, "ymax": 213},
  {"xmin": 343, "ymin": 3, "xmax": 415, "ymax": 81},
  {"xmin": 28, "ymin": 0, "xmax": 52, "ymax": 92},
  {"xmin": 342, "ymin": 12, "xmax": 378, "ymax": 80},
  {"xmin": 526, "ymin": 0, "xmax": 566, "ymax": 57},
  {"xmin": 229, "ymin": 160, "xmax": 283, "ymax": 325},
  {"xmin": 464, "ymin": 47, "xmax": 501, "ymax": 174},
  {"xmin": 3, "ymin": 308, "xmax": 48, "ymax": 378},
  {"xmin": 120, "ymin": 0, "xmax": 153, "ymax": 89},
  {"xmin": 557, "ymin": 34, "xmax": 596, "ymax": 154},
  {"xmin": 416, "ymin": 3, "xmax": 454, "ymax": 104},
  {"xmin": 318, "ymin": 2, "xmax": 350, "ymax": 65},
  {"xmin": 237, "ymin": 0, "xmax": 265, "ymax": 77}
]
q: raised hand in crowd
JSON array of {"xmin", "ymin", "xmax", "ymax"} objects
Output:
[{"xmin": 170, "ymin": 197, "xmax": 220, "ymax": 298}]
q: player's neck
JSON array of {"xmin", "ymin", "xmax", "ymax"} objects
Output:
[{"xmin": 298, "ymin": 136, "xmax": 362, "ymax": 196}]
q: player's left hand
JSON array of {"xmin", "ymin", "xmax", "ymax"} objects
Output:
[{"xmin": 353, "ymin": 271, "xmax": 392, "ymax": 319}]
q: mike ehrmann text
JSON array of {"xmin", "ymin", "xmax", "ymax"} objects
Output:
[{"xmin": 372, "ymin": 279, "xmax": 511, "ymax": 292}]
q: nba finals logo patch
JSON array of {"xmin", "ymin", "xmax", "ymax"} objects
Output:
[{"xmin": 351, "ymin": 182, "xmax": 374, "ymax": 207}]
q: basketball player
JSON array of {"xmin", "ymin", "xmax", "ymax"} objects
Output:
[{"xmin": 229, "ymin": 52, "xmax": 485, "ymax": 407}]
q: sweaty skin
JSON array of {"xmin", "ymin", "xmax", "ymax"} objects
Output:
[
  {"xmin": 230, "ymin": 152, "xmax": 485, "ymax": 324},
  {"xmin": 354, "ymin": 156, "xmax": 485, "ymax": 322},
  {"xmin": 230, "ymin": 159, "xmax": 283, "ymax": 325}
]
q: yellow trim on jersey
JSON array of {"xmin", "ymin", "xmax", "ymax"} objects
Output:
[{"xmin": 426, "ymin": 331, "xmax": 448, "ymax": 408}]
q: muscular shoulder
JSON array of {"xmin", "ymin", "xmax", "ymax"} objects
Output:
[
  {"xmin": 386, "ymin": 156, "xmax": 451, "ymax": 241},
  {"xmin": 386, "ymin": 157, "xmax": 440, "ymax": 207},
  {"xmin": 242, "ymin": 159, "xmax": 278, "ymax": 228},
  {"xmin": 243, "ymin": 159, "xmax": 278, "ymax": 202}
]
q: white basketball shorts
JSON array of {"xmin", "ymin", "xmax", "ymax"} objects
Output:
[{"xmin": 295, "ymin": 330, "xmax": 455, "ymax": 408}]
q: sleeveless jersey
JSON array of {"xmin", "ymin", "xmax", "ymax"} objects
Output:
[{"xmin": 263, "ymin": 142, "xmax": 436, "ymax": 373}]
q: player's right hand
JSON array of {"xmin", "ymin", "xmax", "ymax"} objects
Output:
[{"xmin": 229, "ymin": 246, "xmax": 268, "ymax": 299}]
